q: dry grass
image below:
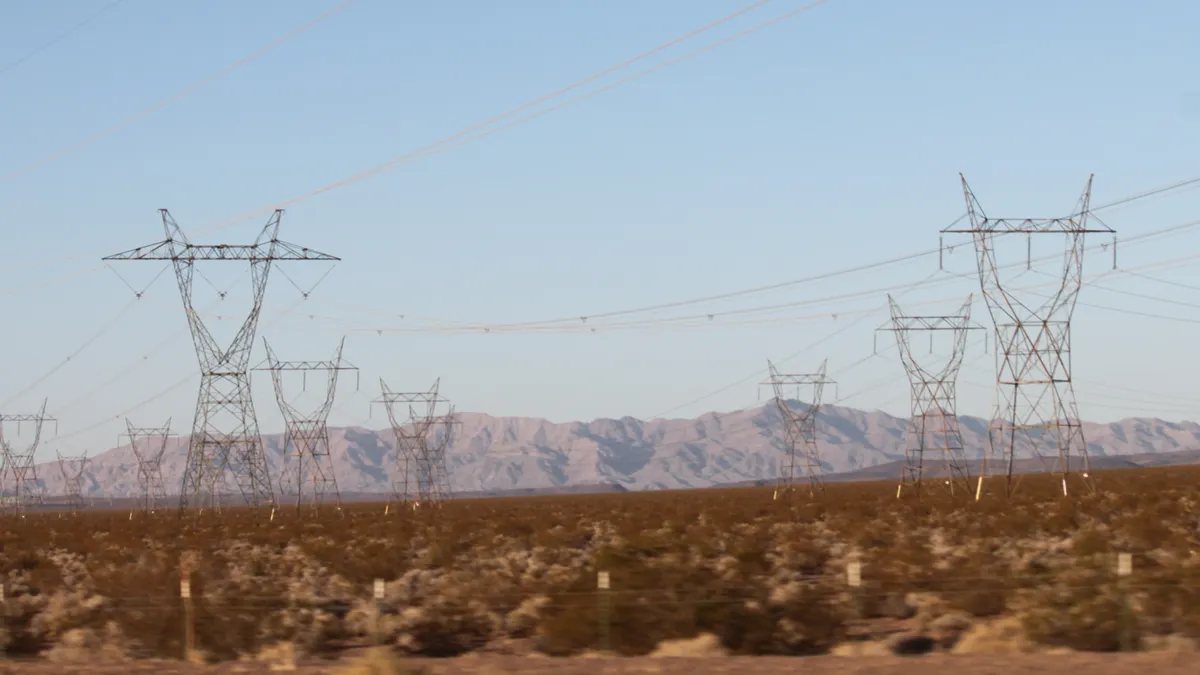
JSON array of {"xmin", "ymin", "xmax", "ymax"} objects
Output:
[{"xmin": 0, "ymin": 466, "xmax": 1198, "ymax": 662}]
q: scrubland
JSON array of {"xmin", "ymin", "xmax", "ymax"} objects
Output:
[{"xmin": 0, "ymin": 466, "xmax": 1199, "ymax": 669}]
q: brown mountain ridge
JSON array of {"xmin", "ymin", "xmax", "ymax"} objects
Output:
[{"xmin": 28, "ymin": 402, "xmax": 1200, "ymax": 497}]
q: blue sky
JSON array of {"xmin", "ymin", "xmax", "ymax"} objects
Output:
[{"xmin": 1, "ymin": 0, "xmax": 1199, "ymax": 459}]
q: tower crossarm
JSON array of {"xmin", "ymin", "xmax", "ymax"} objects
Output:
[
  {"xmin": 257, "ymin": 358, "xmax": 355, "ymax": 371},
  {"xmin": 0, "ymin": 413, "xmax": 57, "ymax": 423},
  {"xmin": 103, "ymin": 241, "xmax": 339, "ymax": 262},
  {"xmin": 942, "ymin": 173, "xmax": 1112, "ymax": 235},
  {"xmin": 942, "ymin": 218, "xmax": 1114, "ymax": 235},
  {"xmin": 759, "ymin": 373, "xmax": 835, "ymax": 388},
  {"xmin": 878, "ymin": 315, "xmax": 975, "ymax": 332}
]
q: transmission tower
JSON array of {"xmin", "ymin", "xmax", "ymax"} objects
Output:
[
  {"xmin": 256, "ymin": 337, "xmax": 357, "ymax": 514},
  {"xmin": 55, "ymin": 451, "xmax": 88, "ymax": 513},
  {"xmin": 941, "ymin": 174, "xmax": 1115, "ymax": 497},
  {"xmin": 103, "ymin": 209, "xmax": 338, "ymax": 513},
  {"xmin": 760, "ymin": 360, "xmax": 836, "ymax": 498},
  {"xmin": 121, "ymin": 419, "xmax": 174, "ymax": 512},
  {"xmin": 375, "ymin": 378, "xmax": 459, "ymax": 510},
  {"xmin": 877, "ymin": 294, "xmax": 985, "ymax": 499},
  {"xmin": 0, "ymin": 401, "xmax": 55, "ymax": 515}
]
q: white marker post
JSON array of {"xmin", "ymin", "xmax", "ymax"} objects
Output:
[
  {"xmin": 597, "ymin": 571, "xmax": 611, "ymax": 653},
  {"xmin": 846, "ymin": 561, "xmax": 862, "ymax": 588},
  {"xmin": 1116, "ymin": 553, "xmax": 1133, "ymax": 651},
  {"xmin": 180, "ymin": 561, "xmax": 194, "ymax": 660},
  {"xmin": 1117, "ymin": 553, "xmax": 1132, "ymax": 578},
  {"xmin": 847, "ymin": 561, "xmax": 863, "ymax": 655},
  {"xmin": 373, "ymin": 579, "xmax": 385, "ymax": 645}
]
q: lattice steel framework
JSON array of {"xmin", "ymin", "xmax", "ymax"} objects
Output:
[
  {"xmin": 942, "ymin": 174, "xmax": 1115, "ymax": 497},
  {"xmin": 375, "ymin": 378, "xmax": 459, "ymax": 510},
  {"xmin": 0, "ymin": 401, "xmax": 55, "ymax": 515},
  {"xmin": 103, "ymin": 210, "xmax": 339, "ymax": 513},
  {"xmin": 257, "ymin": 337, "xmax": 357, "ymax": 514},
  {"xmin": 877, "ymin": 294, "xmax": 984, "ymax": 498},
  {"xmin": 121, "ymin": 419, "xmax": 174, "ymax": 512},
  {"xmin": 760, "ymin": 360, "xmax": 835, "ymax": 498},
  {"xmin": 56, "ymin": 451, "xmax": 88, "ymax": 513}
]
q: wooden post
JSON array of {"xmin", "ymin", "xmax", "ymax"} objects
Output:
[
  {"xmin": 0, "ymin": 582, "xmax": 6, "ymax": 658},
  {"xmin": 180, "ymin": 560, "xmax": 195, "ymax": 660}
]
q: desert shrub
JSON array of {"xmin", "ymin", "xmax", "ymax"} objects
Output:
[
  {"xmin": 1018, "ymin": 570, "xmax": 1136, "ymax": 652},
  {"xmin": 0, "ymin": 465, "xmax": 1195, "ymax": 659}
]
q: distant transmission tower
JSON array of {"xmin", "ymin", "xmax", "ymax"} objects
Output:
[
  {"xmin": 877, "ymin": 294, "xmax": 984, "ymax": 499},
  {"xmin": 104, "ymin": 209, "xmax": 338, "ymax": 513},
  {"xmin": 760, "ymin": 360, "xmax": 836, "ymax": 498},
  {"xmin": 941, "ymin": 174, "xmax": 1115, "ymax": 497},
  {"xmin": 56, "ymin": 451, "xmax": 88, "ymax": 513},
  {"xmin": 257, "ymin": 337, "xmax": 357, "ymax": 514},
  {"xmin": 122, "ymin": 419, "xmax": 174, "ymax": 513},
  {"xmin": 0, "ymin": 401, "xmax": 55, "ymax": 515},
  {"xmin": 375, "ymin": 378, "xmax": 458, "ymax": 511}
]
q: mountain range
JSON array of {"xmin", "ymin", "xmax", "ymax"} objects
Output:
[{"xmin": 24, "ymin": 402, "xmax": 1200, "ymax": 498}]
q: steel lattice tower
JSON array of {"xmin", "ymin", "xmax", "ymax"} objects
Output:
[
  {"xmin": 878, "ymin": 294, "xmax": 984, "ymax": 498},
  {"xmin": 122, "ymin": 419, "xmax": 173, "ymax": 512},
  {"xmin": 0, "ymin": 401, "xmax": 55, "ymax": 515},
  {"xmin": 55, "ymin": 451, "xmax": 88, "ymax": 513},
  {"xmin": 104, "ymin": 210, "xmax": 338, "ymax": 513},
  {"xmin": 376, "ymin": 378, "xmax": 458, "ymax": 510},
  {"xmin": 941, "ymin": 175, "xmax": 1115, "ymax": 497},
  {"xmin": 257, "ymin": 337, "xmax": 357, "ymax": 514},
  {"xmin": 761, "ymin": 360, "xmax": 835, "ymax": 498}
]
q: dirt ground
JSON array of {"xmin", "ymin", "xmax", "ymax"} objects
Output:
[{"xmin": 4, "ymin": 652, "xmax": 1199, "ymax": 675}]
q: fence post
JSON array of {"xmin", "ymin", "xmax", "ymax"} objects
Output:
[
  {"xmin": 846, "ymin": 561, "xmax": 863, "ymax": 655},
  {"xmin": 597, "ymin": 570, "xmax": 611, "ymax": 653},
  {"xmin": 180, "ymin": 560, "xmax": 195, "ymax": 661},
  {"xmin": 0, "ymin": 582, "xmax": 6, "ymax": 659},
  {"xmin": 373, "ymin": 579, "xmax": 385, "ymax": 645},
  {"xmin": 1116, "ymin": 552, "xmax": 1133, "ymax": 651}
]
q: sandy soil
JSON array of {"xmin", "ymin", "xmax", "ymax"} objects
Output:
[{"xmin": 4, "ymin": 653, "xmax": 1199, "ymax": 675}]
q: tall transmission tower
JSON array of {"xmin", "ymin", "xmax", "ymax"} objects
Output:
[
  {"xmin": 375, "ymin": 378, "xmax": 458, "ymax": 510},
  {"xmin": 121, "ymin": 419, "xmax": 174, "ymax": 513},
  {"xmin": 257, "ymin": 337, "xmax": 357, "ymax": 514},
  {"xmin": 760, "ymin": 360, "xmax": 836, "ymax": 498},
  {"xmin": 877, "ymin": 294, "xmax": 984, "ymax": 499},
  {"xmin": 55, "ymin": 451, "xmax": 88, "ymax": 513},
  {"xmin": 941, "ymin": 174, "xmax": 1116, "ymax": 497},
  {"xmin": 0, "ymin": 401, "xmax": 55, "ymax": 515},
  {"xmin": 103, "ymin": 210, "xmax": 338, "ymax": 513}
]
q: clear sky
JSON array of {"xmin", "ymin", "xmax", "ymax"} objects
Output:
[{"xmin": 1, "ymin": 0, "xmax": 1200, "ymax": 460}]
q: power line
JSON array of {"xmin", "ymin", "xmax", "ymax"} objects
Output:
[
  {"xmin": 0, "ymin": 0, "xmax": 127, "ymax": 78},
  {"xmin": 645, "ymin": 270, "xmax": 945, "ymax": 420},
  {"xmin": 273, "ymin": 249, "xmax": 1200, "ymax": 337},
  {"xmin": 643, "ymin": 249, "xmax": 1200, "ymax": 421},
  {"xmin": 49, "ymin": 296, "xmax": 306, "ymax": 446},
  {"xmin": 0, "ymin": 0, "xmax": 358, "ymax": 185},
  {"xmin": 292, "ymin": 214, "xmax": 1200, "ymax": 335},
  {"xmin": 0, "ymin": 297, "xmax": 139, "ymax": 409},
  {"xmin": 0, "ymin": 138, "xmax": 1198, "ymax": 313},
  {"xmin": 0, "ymin": 0, "xmax": 794, "ymax": 274},
  {"xmin": 51, "ymin": 296, "xmax": 229, "ymax": 416},
  {"xmin": 187, "ymin": 0, "xmax": 832, "ymax": 241},
  {"xmin": 3, "ymin": 270, "xmax": 226, "ymax": 416},
  {"xmin": 247, "ymin": 184, "xmax": 1200, "ymax": 332}
]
